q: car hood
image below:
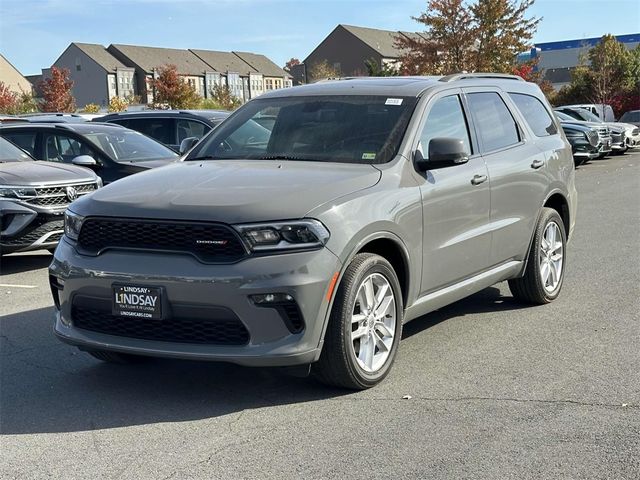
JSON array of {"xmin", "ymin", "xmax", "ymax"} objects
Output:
[
  {"xmin": 0, "ymin": 161, "xmax": 97, "ymax": 185},
  {"xmin": 560, "ymin": 119, "xmax": 625, "ymax": 134},
  {"xmin": 614, "ymin": 122, "xmax": 639, "ymax": 132},
  {"xmin": 560, "ymin": 119, "xmax": 602, "ymax": 129},
  {"xmin": 116, "ymin": 158, "xmax": 177, "ymax": 169},
  {"xmin": 72, "ymin": 160, "xmax": 382, "ymax": 223}
]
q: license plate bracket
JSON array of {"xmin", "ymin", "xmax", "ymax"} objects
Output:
[{"xmin": 112, "ymin": 284, "xmax": 163, "ymax": 320}]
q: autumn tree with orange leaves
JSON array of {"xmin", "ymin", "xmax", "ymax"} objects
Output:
[
  {"xmin": 148, "ymin": 64, "xmax": 200, "ymax": 109},
  {"xmin": 396, "ymin": 0, "xmax": 540, "ymax": 75},
  {"xmin": 40, "ymin": 67, "xmax": 75, "ymax": 112}
]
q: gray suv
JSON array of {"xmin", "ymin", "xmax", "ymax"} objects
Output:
[{"xmin": 50, "ymin": 74, "xmax": 577, "ymax": 389}]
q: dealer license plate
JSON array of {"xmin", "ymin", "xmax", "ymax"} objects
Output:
[{"xmin": 112, "ymin": 284, "xmax": 162, "ymax": 320}]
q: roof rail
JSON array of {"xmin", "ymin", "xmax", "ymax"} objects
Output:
[{"xmin": 439, "ymin": 73, "xmax": 524, "ymax": 82}]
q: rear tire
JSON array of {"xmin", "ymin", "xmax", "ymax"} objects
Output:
[
  {"xmin": 86, "ymin": 349, "xmax": 145, "ymax": 364},
  {"xmin": 313, "ymin": 253, "xmax": 403, "ymax": 390},
  {"xmin": 509, "ymin": 208, "xmax": 567, "ymax": 304}
]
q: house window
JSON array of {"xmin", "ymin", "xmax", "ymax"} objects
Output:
[{"xmin": 75, "ymin": 58, "xmax": 81, "ymax": 71}]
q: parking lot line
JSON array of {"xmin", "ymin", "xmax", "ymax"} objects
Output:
[{"xmin": 0, "ymin": 284, "xmax": 38, "ymax": 289}]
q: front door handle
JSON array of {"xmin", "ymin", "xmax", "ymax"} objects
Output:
[
  {"xmin": 531, "ymin": 159, "xmax": 545, "ymax": 169},
  {"xmin": 471, "ymin": 174, "xmax": 488, "ymax": 185}
]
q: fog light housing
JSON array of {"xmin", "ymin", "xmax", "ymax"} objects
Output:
[
  {"xmin": 251, "ymin": 293, "xmax": 294, "ymax": 304},
  {"xmin": 250, "ymin": 293, "xmax": 304, "ymax": 333}
]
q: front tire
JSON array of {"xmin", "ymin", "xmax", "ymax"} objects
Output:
[
  {"xmin": 313, "ymin": 253, "xmax": 403, "ymax": 389},
  {"xmin": 509, "ymin": 208, "xmax": 567, "ymax": 304}
]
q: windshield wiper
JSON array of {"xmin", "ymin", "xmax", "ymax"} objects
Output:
[
  {"xmin": 186, "ymin": 155, "xmax": 218, "ymax": 161},
  {"xmin": 258, "ymin": 154, "xmax": 309, "ymax": 161}
]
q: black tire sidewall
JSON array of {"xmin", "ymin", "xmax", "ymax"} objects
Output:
[
  {"xmin": 340, "ymin": 255, "xmax": 403, "ymax": 387},
  {"xmin": 531, "ymin": 209, "xmax": 567, "ymax": 301}
]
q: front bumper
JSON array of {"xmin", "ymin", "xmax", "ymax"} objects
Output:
[
  {"xmin": 626, "ymin": 133, "xmax": 640, "ymax": 147},
  {"xmin": 50, "ymin": 238, "xmax": 342, "ymax": 366},
  {"xmin": 0, "ymin": 200, "xmax": 65, "ymax": 254},
  {"xmin": 598, "ymin": 138, "xmax": 612, "ymax": 154},
  {"xmin": 610, "ymin": 132, "xmax": 627, "ymax": 151}
]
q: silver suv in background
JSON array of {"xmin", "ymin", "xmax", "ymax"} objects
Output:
[
  {"xmin": 0, "ymin": 137, "xmax": 100, "ymax": 255},
  {"xmin": 50, "ymin": 74, "xmax": 577, "ymax": 389}
]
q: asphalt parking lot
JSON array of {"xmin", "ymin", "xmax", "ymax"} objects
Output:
[{"xmin": 1, "ymin": 152, "xmax": 639, "ymax": 479}]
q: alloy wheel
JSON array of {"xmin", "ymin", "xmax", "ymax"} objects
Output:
[
  {"xmin": 539, "ymin": 221, "xmax": 564, "ymax": 293},
  {"xmin": 350, "ymin": 273, "xmax": 396, "ymax": 373}
]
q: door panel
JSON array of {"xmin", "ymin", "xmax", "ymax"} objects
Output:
[
  {"xmin": 415, "ymin": 92, "xmax": 492, "ymax": 295},
  {"xmin": 465, "ymin": 89, "xmax": 549, "ymax": 264},
  {"xmin": 419, "ymin": 159, "xmax": 491, "ymax": 294}
]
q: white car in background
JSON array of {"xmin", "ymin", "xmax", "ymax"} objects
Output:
[{"xmin": 563, "ymin": 103, "xmax": 615, "ymax": 122}]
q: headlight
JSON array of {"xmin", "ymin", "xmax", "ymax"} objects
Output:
[
  {"xmin": 0, "ymin": 185, "xmax": 37, "ymax": 199},
  {"xmin": 233, "ymin": 219, "xmax": 330, "ymax": 252},
  {"xmin": 64, "ymin": 210, "xmax": 85, "ymax": 241}
]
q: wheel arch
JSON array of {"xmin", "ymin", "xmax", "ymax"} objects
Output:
[
  {"xmin": 316, "ymin": 232, "xmax": 412, "ymax": 353},
  {"xmin": 517, "ymin": 190, "xmax": 570, "ymax": 278}
]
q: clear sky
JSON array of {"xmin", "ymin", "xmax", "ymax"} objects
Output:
[{"xmin": 1, "ymin": 0, "xmax": 639, "ymax": 75}]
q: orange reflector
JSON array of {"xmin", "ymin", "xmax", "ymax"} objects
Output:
[{"xmin": 326, "ymin": 272, "xmax": 339, "ymax": 302}]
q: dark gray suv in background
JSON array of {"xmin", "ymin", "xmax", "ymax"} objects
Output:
[{"xmin": 50, "ymin": 74, "xmax": 577, "ymax": 389}]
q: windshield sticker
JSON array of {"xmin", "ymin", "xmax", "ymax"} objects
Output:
[
  {"xmin": 385, "ymin": 98, "xmax": 403, "ymax": 106},
  {"xmin": 362, "ymin": 152, "xmax": 376, "ymax": 160}
]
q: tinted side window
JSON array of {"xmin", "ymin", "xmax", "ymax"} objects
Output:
[
  {"xmin": 42, "ymin": 133, "xmax": 98, "ymax": 163},
  {"xmin": 419, "ymin": 95, "xmax": 471, "ymax": 158},
  {"xmin": 2, "ymin": 132, "xmax": 37, "ymax": 156},
  {"xmin": 124, "ymin": 118, "xmax": 175, "ymax": 145},
  {"xmin": 177, "ymin": 119, "xmax": 209, "ymax": 143},
  {"xmin": 509, "ymin": 93, "xmax": 557, "ymax": 137},
  {"xmin": 467, "ymin": 92, "xmax": 520, "ymax": 152}
]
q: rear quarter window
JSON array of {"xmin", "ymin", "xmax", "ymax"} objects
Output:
[{"xmin": 508, "ymin": 93, "xmax": 558, "ymax": 137}]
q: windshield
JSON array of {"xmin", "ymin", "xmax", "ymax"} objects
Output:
[
  {"xmin": 574, "ymin": 108, "xmax": 603, "ymax": 123},
  {"xmin": 555, "ymin": 111, "xmax": 575, "ymax": 122},
  {"xmin": 620, "ymin": 111, "xmax": 639, "ymax": 122},
  {"xmin": 0, "ymin": 136, "xmax": 32, "ymax": 162},
  {"xmin": 187, "ymin": 95, "xmax": 418, "ymax": 164},
  {"xmin": 83, "ymin": 129, "xmax": 178, "ymax": 163}
]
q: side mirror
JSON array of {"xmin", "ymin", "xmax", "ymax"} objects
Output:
[
  {"xmin": 179, "ymin": 137, "xmax": 199, "ymax": 154},
  {"xmin": 415, "ymin": 138, "xmax": 470, "ymax": 171},
  {"xmin": 71, "ymin": 155, "xmax": 97, "ymax": 167}
]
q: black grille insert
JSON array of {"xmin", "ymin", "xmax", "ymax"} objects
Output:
[
  {"xmin": 77, "ymin": 218, "xmax": 247, "ymax": 263},
  {"xmin": 72, "ymin": 305, "xmax": 250, "ymax": 345},
  {"xmin": 1, "ymin": 219, "xmax": 63, "ymax": 246}
]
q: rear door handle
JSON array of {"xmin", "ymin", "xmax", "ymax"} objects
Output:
[
  {"xmin": 471, "ymin": 174, "xmax": 488, "ymax": 185},
  {"xmin": 531, "ymin": 159, "xmax": 545, "ymax": 169}
]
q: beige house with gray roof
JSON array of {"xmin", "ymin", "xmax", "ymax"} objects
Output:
[
  {"xmin": 108, "ymin": 44, "xmax": 212, "ymax": 104},
  {"xmin": 41, "ymin": 43, "xmax": 293, "ymax": 107},
  {"xmin": 233, "ymin": 51, "xmax": 293, "ymax": 94},
  {"xmin": 0, "ymin": 53, "xmax": 33, "ymax": 95}
]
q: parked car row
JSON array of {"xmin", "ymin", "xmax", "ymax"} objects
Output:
[{"xmin": 554, "ymin": 105, "xmax": 640, "ymax": 166}]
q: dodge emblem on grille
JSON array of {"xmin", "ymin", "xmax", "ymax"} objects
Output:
[
  {"xmin": 66, "ymin": 186, "xmax": 78, "ymax": 201},
  {"xmin": 195, "ymin": 239, "xmax": 228, "ymax": 245}
]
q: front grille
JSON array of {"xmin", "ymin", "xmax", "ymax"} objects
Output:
[
  {"xmin": 597, "ymin": 127, "xmax": 609, "ymax": 139},
  {"xmin": 72, "ymin": 306, "xmax": 250, "ymax": 345},
  {"xmin": 586, "ymin": 130, "xmax": 599, "ymax": 146},
  {"xmin": 26, "ymin": 183, "xmax": 98, "ymax": 208},
  {"xmin": 632, "ymin": 128, "xmax": 639, "ymax": 136},
  {"xmin": 77, "ymin": 218, "xmax": 247, "ymax": 263},
  {"xmin": 1, "ymin": 219, "xmax": 63, "ymax": 246}
]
